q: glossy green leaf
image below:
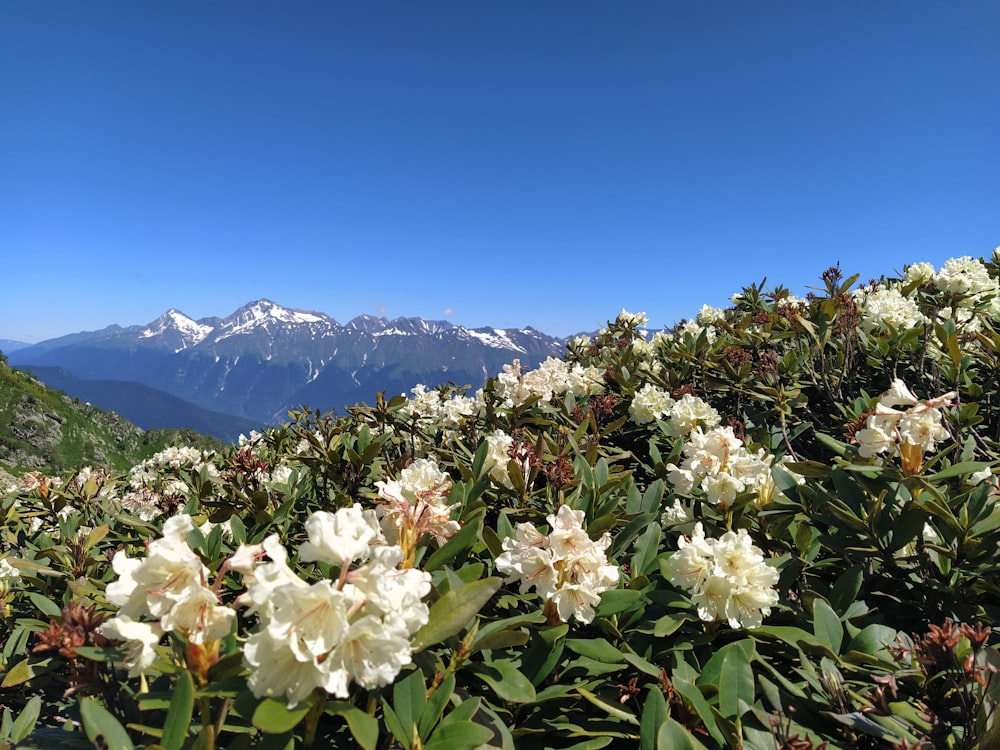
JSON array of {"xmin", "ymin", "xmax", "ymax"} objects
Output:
[
  {"xmin": 813, "ymin": 598, "xmax": 844, "ymax": 655},
  {"xmin": 410, "ymin": 576, "xmax": 501, "ymax": 652},
  {"xmin": 639, "ymin": 686, "xmax": 667, "ymax": 750},
  {"xmin": 161, "ymin": 669, "xmax": 195, "ymax": 750},
  {"xmin": 251, "ymin": 698, "xmax": 311, "ymax": 734},
  {"xmin": 471, "ymin": 660, "xmax": 536, "ymax": 703},
  {"xmin": 424, "ymin": 721, "xmax": 494, "ymax": 750},
  {"xmin": 656, "ymin": 717, "xmax": 711, "ymax": 749},
  {"xmin": 80, "ymin": 697, "xmax": 135, "ymax": 750},
  {"xmin": 699, "ymin": 640, "xmax": 755, "ymax": 718}
]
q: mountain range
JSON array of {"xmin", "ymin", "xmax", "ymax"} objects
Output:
[{"xmin": 8, "ymin": 300, "xmax": 570, "ymax": 439}]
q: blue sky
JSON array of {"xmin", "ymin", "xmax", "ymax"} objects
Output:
[{"xmin": 2, "ymin": 2, "xmax": 997, "ymax": 343}]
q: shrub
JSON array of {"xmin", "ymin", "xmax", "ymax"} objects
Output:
[{"xmin": 2, "ymin": 251, "xmax": 1000, "ymax": 749}]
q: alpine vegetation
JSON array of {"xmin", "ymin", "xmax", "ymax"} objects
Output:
[{"xmin": 2, "ymin": 251, "xmax": 1000, "ymax": 748}]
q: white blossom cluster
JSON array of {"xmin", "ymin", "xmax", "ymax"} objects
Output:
[
  {"xmin": 399, "ymin": 384, "xmax": 478, "ymax": 440},
  {"xmin": 99, "ymin": 507, "xmax": 433, "ymax": 707},
  {"xmin": 666, "ymin": 522, "xmax": 779, "ymax": 629},
  {"xmin": 674, "ymin": 319, "xmax": 717, "ymax": 345},
  {"xmin": 0, "ymin": 557, "xmax": 19, "ymax": 581},
  {"xmin": 854, "ymin": 379, "xmax": 955, "ymax": 472},
  {"xmin": 902, "ymin": 257, "xmax": 1000, "ymax": 331},
  {"xmin": 495, "ymin": 505, "xmax": 619, "ymax": 624},
  {"xmin": 493, "ymin": 358, "xmax": 606, "ymax": 408},
  {"xmin": 122, "ymin": 446, "xmax": 220, "ymax": 521},
  {"xmin": 482, "ymin": 429, "xmax": 516, "ymax": 489},
  {"xmin": 101, "ymin": 514, "xmax": 234, "ymax": 676},
  {"xmin": 666, "ymin": 426, "xmax": 775, "ymax": 507},
  {"xmin": 856, "ymin": 286, "xmax": 927, "ymax": 335},
  {"xmin": 375, "ymin": 458, "xmax": 460, "ymax": 550},
  {"xmin": 628, "ymin": 385, "xmax": 721, "ymax": 438},
  {"xmin": 243, "ymin": 506, "xmax": 432, "ymax": 707}
]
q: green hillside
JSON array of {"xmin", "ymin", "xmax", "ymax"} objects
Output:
[{"xmin": 0, "ymin": 352, "xmax": 223, "ymax": 478}]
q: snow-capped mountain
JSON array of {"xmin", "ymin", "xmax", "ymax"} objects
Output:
[{"xmin": 10, "ymin": 300, "xmax": 568, "ymax": 425}]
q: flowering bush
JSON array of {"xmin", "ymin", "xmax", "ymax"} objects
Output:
[{"xmin": 1, "ymin": 250, "xmax": 1000, "ymax": 748}]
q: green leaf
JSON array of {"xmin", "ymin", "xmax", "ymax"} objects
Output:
[
  {"xmin": 470, "ymin": 660, "xmax": 536, "ymax": 703},
  {"xmin": 331, "ymin": 703, "xmax": 379, "ymax": 750},
  {"xmin": 639, "ymin": 686, "xmax": 667, "ymax": 750},
  {"xmin": 423, "ymin": 514, "xmax": 482, "ymax": 571},
  {"xmin": 828, "ymin": 564, "xmax": 863, "ymax": 615},
  {"xmin": 565, "ymin": 638, "xmax": 626, "ymax": 663},
  {"xmin": 1, "ymin": 657, "xmax": 51, "ymax": 688},
  {"xmin": 392, "ymin": 668, "xmax": 425, "ymax": 747},
  {"xmin": 252, "ymin": 698, "xmax": 311, "ymax": 734},
  {"xmin": 576, "ymin": 687, "xmax": 639, "ymax": 725},
  {"xmin": 418, "ymin": 675, "xmax": 455, "ymax": 740},
  {"xmin": 929, "ymin": 460, "xmax": 993, "ymax": 481},
  {"xmin": 80, "ymin": 697, "xmax": 135, "ymax": 750},
  {"xmin": 410, "ymin": 577, "xmax": 502, "ymax": 653},
  {"xmin": 28, "ymin": 592, "xmax": 62, "ymax": 618},
  {"xmin": 813, "ymin": 598, "xmax": 844, "ymax": 655},
  {"xmin": 8, "ymin": 696, "xmax": 40, "ymax": 744},
  {"xmin": 656, "ymin": 717, "xmax": 711, "ymax": 749},
  {"xmin": 424, "ymin": 721, "xmax": 494, "ymax": 750},
  {"xmin": 162, "ymin": 670, "xmax": 196, "ymax": 750},
  {"xmin": 631, "ymin": 523, "xmax": 662, "ymax": 578},
  {"xmin": 699, "ymin": 640, "xmax": 755, "ymax": 718}
]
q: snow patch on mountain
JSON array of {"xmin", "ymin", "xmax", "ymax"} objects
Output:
[
  {"xmin": 466, "ymin": 328, "xmax": 527, "ymax": 354},
  {"xmin": 139, "ymin": 309, "xmax": 214, "ymax": 350}
]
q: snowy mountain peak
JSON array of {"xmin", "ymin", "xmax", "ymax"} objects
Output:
[
  {"xmin": 139, "ymin": 308, "xmax": 214, "ymax": 349},
  {"xmin": 217, "ymin": 299, "xmax": 331, "ymax": 339}
]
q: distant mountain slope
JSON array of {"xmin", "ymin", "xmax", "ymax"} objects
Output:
[
  {"xmin": 0, "ymin": 359, "xmax": 222, "ymax": 477},
  {"xmin": 19, "ymin": 366, "xmax": 262, "ymax": 443},
  {"xmin": 10, "ymin": 300, "xmax": 568, "ymax": 423},
  {"xmin": 0, "ymin": 339, "xmax": 30, "ymax": 353}
]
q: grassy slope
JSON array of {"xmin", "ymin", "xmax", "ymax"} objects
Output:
[{"xmin": 0, "ymin": 356, "xmax": 224, "ymax": 476}]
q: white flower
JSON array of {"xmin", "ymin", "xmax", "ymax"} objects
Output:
[
  {"xmin": 858, "ymin": 287, "xmax": 926, "ymax": 334},
  {"xmin": 617, "ymin": 309, "xmax": 649, "ymax": 328},
  {"xmin": 666, "ymin": 394, "xmax": 721, "ymax": 437},
  {"xmin": 105, "ymin": 514, "xmax": 233, "ymax": 644},
  {"xmin": 629, "ymin": 383, "xmax": 675, "ymax": 425},
  {"xmin": 348, "ymin": 547, "xmax": 431, "ymax": 633},
  {"xmin": 0, "ymin": 557, "xmax": 19, "ymax": 580},
  {"xmin": 660, "ymin": 498, "xmax": 694, "ymax": 528},
  {"xmin": 666, "ymin": 523, "xmax": 779, "ymax": 629},
  {"xmin": 483, "ymin": 430, "xmax": 515, "ymax": 489},
  {"xmin": 100, "ymin": 616, "xmax": 164, "ymax": 677},
  {"xmin": 299, "ymin": 505, "xmax": 383, "ymax": 566},
  {"xmin": 696, "ymin": 305, "xmax": 726, "ymax": 325},
  {"xmin": 326, "ymin": 615, "xmax": 413, "ymax": 692},
  {"xmin": 666, "ymin": 426, "xmax": 775, "ymax": 507},
  {"xmin": 496, "ymin": 504, "xmax": 618, "ymax": 624},
  {"xmin": 935, "ymin": 256, "xmax": 997, "ymax": 300},
  {"xmin": 903, "ymin": 262, "xmax": 935, "ymax": 287},
  {"xmin": 853, "ymin": 379, "xmax": 955, "ymax": 472}
]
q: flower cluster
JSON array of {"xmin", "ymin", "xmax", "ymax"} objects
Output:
[
  {"xmin": 399, "ymin": 384, "xmax": 478, "ymax": 440},
  {"xmin": 628, "ymin": 385, "xmax": 722, "ymax": 433},
  {"xmin": 666, "ymin": 426, "xmax": 775, "ymax": 507},
  {"xmin": 482, "ymin": 429, "xmax": 516, "ymax": 489},
  {"xmin": 243, "ymin": 507, "xmax": 431, "ymax": 707},
  {"xmin": 496, "ymin": 504, "xmax": 619, "ymax": 624},
  {"xmin": 856, "ymin": 286, "xmax": 926, "ymax": 335},
  {"xmin": 493, "ymin": 358, "xmax": 605, "ymax": 408},
  {"xmin": 666, "ymin": 522, "xmax": 779, "ymax": 629},
  {"xmin": 375, "ymin": 459, "xmax": 460, "ymax": 564},
  {"xmin": 101, "ymin": 514, "xmax": 233, "ymax": 676},
  {"xmin": 854, "ymin": 378, "xmax": 955, "ymax": 474},
  {"xmin": 121, "ymin": 446, "xmax": 220, "ymax": 521}
]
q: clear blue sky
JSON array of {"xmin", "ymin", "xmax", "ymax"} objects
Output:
[{"xmin": 2, "ymin": 1, "xmax": 997, "ymax": 343}]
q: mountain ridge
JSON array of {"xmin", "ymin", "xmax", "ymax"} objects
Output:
[{"xmin": 9, "ymin": 301, "xmax": 572, "ymax": 427}]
